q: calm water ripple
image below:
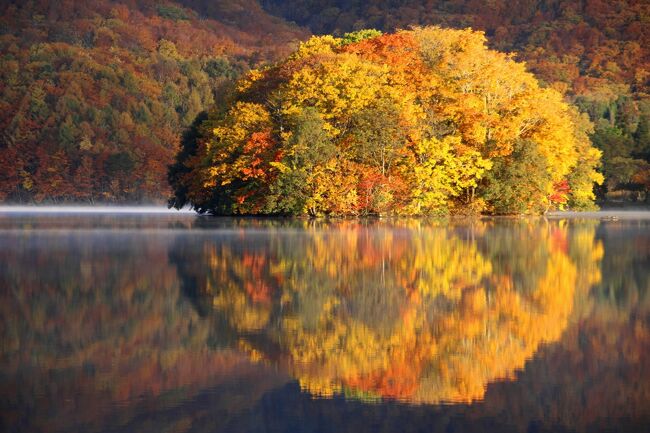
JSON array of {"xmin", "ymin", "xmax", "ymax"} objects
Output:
[{"xmin": 0, "ymin": 212, "xmax": 649, "ymax": 432}]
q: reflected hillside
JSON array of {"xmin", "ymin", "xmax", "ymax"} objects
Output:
[
  {"xmin": 173, "ymin": 219, "xmax": 603, "ymax": 404},
  {"xmin": 0, "ymin": 226, "xmax": 280, "ymax": 433}
]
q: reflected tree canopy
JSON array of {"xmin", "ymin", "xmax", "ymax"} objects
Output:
[{"xmin": 173, "ymin": 219, "xmax": 603, "ymax": 403}]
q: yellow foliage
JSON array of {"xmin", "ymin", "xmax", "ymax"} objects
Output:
[
  {"xmin": 283, "ymin": 53, "xmax": 392, "ymax": 136},
  {"xmin": 290, "ymin": 35, "xmax": 342, "ymax": 60},
  {"xmin": 235, "ymin": 68, "xmax": 267, "ymax": 93},
  {"xmin": 181, "ymin": 26, "xmax": 602, "ymax": 215}
]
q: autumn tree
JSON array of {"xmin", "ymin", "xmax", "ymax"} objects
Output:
[
  {"xmin": 172, "ymin": 27, "xmax": 602, "ymax": 215},
  {"xmin": 263, "ymin": 0, "xmax": 649, "ymax": 204}
]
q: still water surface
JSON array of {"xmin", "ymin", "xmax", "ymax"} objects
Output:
[{"xmin": 1, "ymin": 211, "xmax": 649, "ymax": 432}]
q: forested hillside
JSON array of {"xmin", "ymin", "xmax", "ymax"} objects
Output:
[
  {"xmin": 262, "ymin": 0, "xmax": 650, "ymax": 202},
  {"xmin": 1, "ymin": 0, "xmax": 648, "ymax": 205},
  {"xmin": 0, "ymin": 0, "xmax": 305, "ymax": 202}
]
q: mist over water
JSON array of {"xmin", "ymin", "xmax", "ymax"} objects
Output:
[{"xmin": 0, "ymin": 205, "xmax": 194, "ymax": 214}]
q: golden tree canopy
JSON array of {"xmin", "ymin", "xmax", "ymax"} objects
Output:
[{"xmin": 171, "ymin": 27, "xmax": 603, "ymax": 215}]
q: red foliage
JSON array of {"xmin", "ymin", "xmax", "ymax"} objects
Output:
[{"xmin": 549, "ymin": 180, "xmax": 572, "ymax": 204}]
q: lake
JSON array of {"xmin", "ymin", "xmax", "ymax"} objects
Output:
[{"xmin": 1, "ymin": 210, "xmax": 649, "ymax": 433}]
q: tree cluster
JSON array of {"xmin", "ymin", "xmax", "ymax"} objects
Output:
[{"xmin": 171, "ymin": 28, "xmax": 602, "ymax": 215}]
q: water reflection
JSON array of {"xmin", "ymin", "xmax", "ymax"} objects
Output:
[
  {"xmin": 173, "ymin": 220, "xmax": 603, "ymax": 404},
  {"xmin": 0, "ymin": 221, "xmax": 264, "ymax": 433},
  {"xmin": 0, "ymin": 214, "xmax": 648, "ymax": 433}
]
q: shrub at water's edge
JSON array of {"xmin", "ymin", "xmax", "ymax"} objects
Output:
[{"xmin": 169, "ymin": 27, "xmax": 604, "ymax": 216}]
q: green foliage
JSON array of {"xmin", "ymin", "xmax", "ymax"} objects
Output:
[
  {"xmin": 340, "ymin": 29, "xmax": 382, "ymax": 45},
  {"xmin": 634, "ymin": 116, "xmax": 650, "ymax": 160},
  {"xmin": 105, "ymin": 152, "xmax": 135, "ymax": 176},
  {"xmin": 266, "ymin": 108, "xmax": 337, "ymax": 214},
  {"xmin": 205, "ymin": 57, "xmax": 242, "ymax": 80},
  {"xmin": 589, "ymin": 117, "xmax": 648, "ymax": 196},
  {"xmin": 481, "ymin": 141, "xmax": 551, "ymax": 214},
  {"xmin": 157, "ymin": 4, "xmax": 190, "ymax": 21},
  {"xmin": 169, "ymin": 111, "xmax": 209, "ymax": 210}
]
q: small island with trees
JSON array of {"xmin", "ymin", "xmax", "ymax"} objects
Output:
[{"xmin": 169, "ymin": 27, "xmax": 604, "ymax": 216}]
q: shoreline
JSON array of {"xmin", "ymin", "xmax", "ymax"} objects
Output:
[
  {"xmin": 1, "ymin": 205, "xmax": 649, "ymax": 219},
  {"xmin": 545, "ymin": 209, "xmax": 650, "ymax": 219}
]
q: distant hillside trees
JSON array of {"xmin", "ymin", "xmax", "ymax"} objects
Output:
[{"xmin": 0, "ymin": 0, "xmax": 305, "ymax": 202}]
